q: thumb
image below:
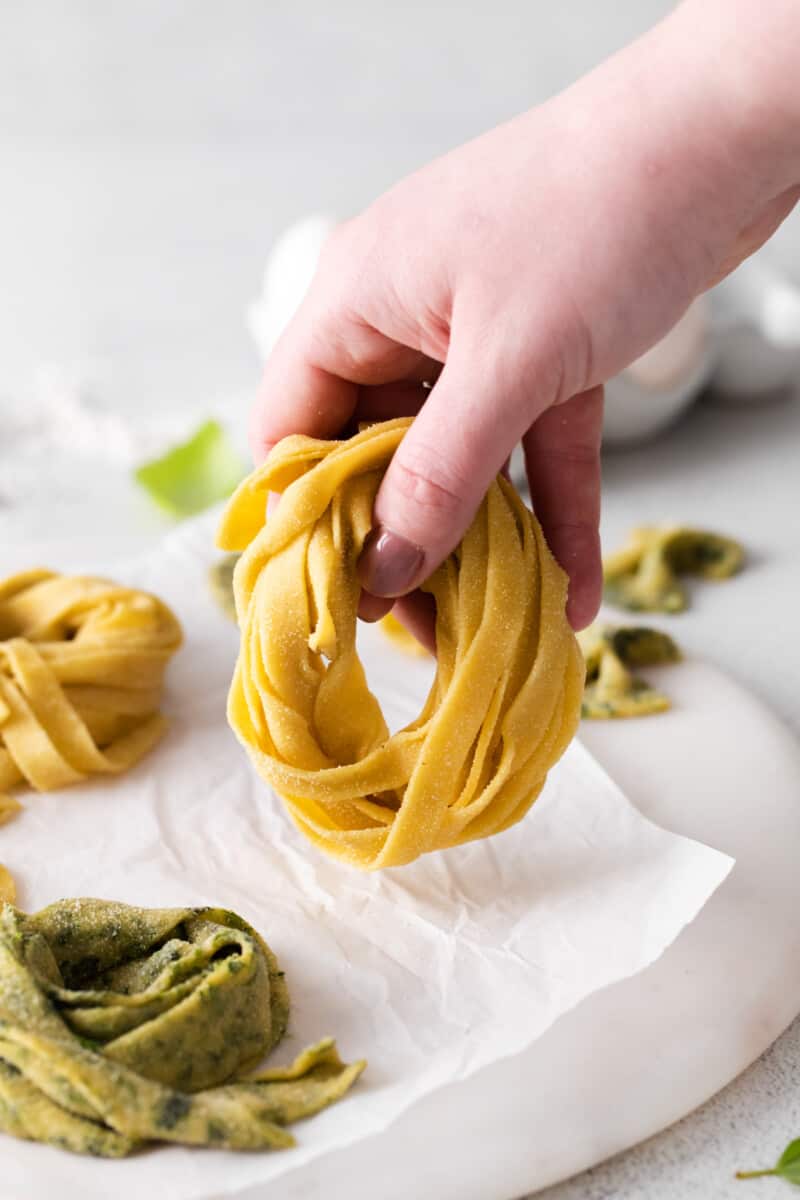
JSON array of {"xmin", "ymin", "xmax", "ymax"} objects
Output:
[{"xmin": 358, "ymin": 340, "xmax": 545, "ymax": 597}]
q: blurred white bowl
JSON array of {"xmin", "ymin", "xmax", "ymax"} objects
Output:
[
  {"xmin": 709, "ymin": 259, "xmax": 800, "ymax": 402},
  {"xmin": 247, "ymin": 215, "xmax": 337, "ymax": 359},
  {"xmin": 602, "ymin": 298, "xmax": 715, "ymax": 447}
]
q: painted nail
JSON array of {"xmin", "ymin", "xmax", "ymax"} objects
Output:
[
  {"xmin": 357, "ymin": 591, "xmax": 394, "ymax": 623},
  {"xmin": 358, "ymin": 526, "xmax": 426, "ymax": 597}
]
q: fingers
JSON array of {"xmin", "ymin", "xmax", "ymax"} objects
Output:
[
  {"xmin": 249, "ymin": 344, "xmax": 358, "ymax": 463},
  {"xmin": 251, "ymin": 353, "xmax": 443, "ymax": 467},
  {"xmin": 249, "ymin": 316, "xmax": 444, "ymax": 464},
  {"xmin": 353, "ymin": 380, "xmax": 429, "ymax": 425},
  {"xmin": 392, "ymin": 592, "xmax": 437, "ymax": 655},
  {"xmin": 522, "ymin": 387, "xmax": 604, "ymax": 630},
  {"xmin": 358, "ymin": 340, "xmax": 536, "ymax": 597},
  {"xmin": 357, "ymin": 591, "xmax": 393, "ymax": 623}
]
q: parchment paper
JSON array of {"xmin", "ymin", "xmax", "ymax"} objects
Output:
[{"xmin": 0, "ymin": 513, "xmax": 733, "ymax": 1199}]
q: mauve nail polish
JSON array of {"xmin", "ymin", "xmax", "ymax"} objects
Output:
[{"xmin": 358, "ymin": 526, "xmax": 426, "ymax": 597}]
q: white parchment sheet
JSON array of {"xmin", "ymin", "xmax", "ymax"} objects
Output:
[{"xmin": 0, "ymin": 513, "xmax": 733, "ymax": 1200}]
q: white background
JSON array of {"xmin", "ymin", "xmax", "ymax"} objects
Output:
[
  {"xmin": 2, "ymin": 4, "xmax": 800, "ymax": 1197},
  {"xmin": 2, "ymin": 0, "xmax": 798, "ymax": 414}
]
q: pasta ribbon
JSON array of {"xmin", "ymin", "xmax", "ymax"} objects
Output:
[
  {"xmin": 219, "ymin": 418, "xmax": 584, "ymax": 869},
  {"xmin": 603, "ymin": 526, "xmax": 744, "ymax": 613},
  {"xmin": 579, "ymin": 624, "xmax": 680, "ymax": 718},
  {"xmin": 0, "ymin": 569, "xmax": 182, "ymax": 808}
]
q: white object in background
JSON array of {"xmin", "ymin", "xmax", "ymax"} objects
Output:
[
  {"xmin": 602, "ymin": 297, "xmax": 715, "ymax": 447},
  {"xmin": 0, "ymin": 364, "xmax": 252, "ymax": 512},
  {"xmin": 710, "ymin": 257, "xmax": 800, "ymax": 402},
  {"xmin": 247, "ymin": 215, "xmax": 337, "ymax": 359},
  {"xmin": 0, "ymin": 365, "xmax": 169, "ymax": 465}
]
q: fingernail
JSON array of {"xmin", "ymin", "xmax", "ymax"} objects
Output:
[
  {"xmin": 358, "ymin": 526, "xmax": 426, "ymax": 597},
  {"xmin": 357, "ymin": 591, "xmax": 394, "ymax": 624}
]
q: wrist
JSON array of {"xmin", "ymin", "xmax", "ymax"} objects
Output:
[{"xmin": 667, "ymin": 0, "xmax": 799, "ymax": 184}]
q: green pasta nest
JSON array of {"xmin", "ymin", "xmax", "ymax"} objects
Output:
[{"xmin": 0, "ymin": 899, "xmax": 364, "ymax": 1156}]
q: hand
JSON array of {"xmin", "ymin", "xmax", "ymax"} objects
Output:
[{"xmin": 250, "ymin": 0, "xmax": 799, "ymax": 637}]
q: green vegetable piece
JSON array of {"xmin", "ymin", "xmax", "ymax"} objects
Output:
[
  {"xmin": 209, "ymin": 553, "xmax": 240, "ymax": 622},
  {"xmin": 737, "ymin": 1137, "xmax": 800, "ymax": 1184},
  {"xmin": 135, "ymin": 421, "xmax": 246, "ymax": 517},
  {"xmin": 0, "ymin": 900, "xmax": 364, "ymax": 1156},
  {"xmin": 578, "ymin": 623, "xmax": 681, "ymax": 719},
  {"xmin": 603, "ymin": 525, "xmax": 744, "ymax": 613}
]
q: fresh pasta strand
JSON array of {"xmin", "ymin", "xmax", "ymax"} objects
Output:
[
  {"xmin": 209, "ymin": 554, "xmax": 431, "ymax": 661},
  {"xmin": 0, "ymin": 865, "xmax": 15, "ymax": 904},
  {"xmin": 378, "ymin": 611, "xmax": 431, "ymax": 657},
  {"xmin": 218, "ymin": 417, "xmax": 584, "ymax": 870},
  {"xmin": 578, "ymin": 624, "xmax": 681, "ymax": 719},
  {"xmin": 0, "ymin": 569, "xmax": 182, "ymax": 821}
]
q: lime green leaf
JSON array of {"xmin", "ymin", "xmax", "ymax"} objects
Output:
[
  {"xmin": 777, "ymin": 1141, "xmax": 800, "ymax": 1171},
  {"xmin": 777, "ymin": 1141, "xmax": 800, "ymax": 1185},
  {"xmin": 135, "ymin": 421, "xmax": 246, "ymax": 517},
  {"xmin": 737, "ymin": 1138, "xmax": 800, "ymax": 1184}
]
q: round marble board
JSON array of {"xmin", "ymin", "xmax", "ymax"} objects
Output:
[{"xmin": 237, "ymin": 656, "xmax": 800, "ymax": 1200}]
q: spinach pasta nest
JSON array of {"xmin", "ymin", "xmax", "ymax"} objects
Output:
[
  {"xmin": 0, "ymin": 569, "xmax": 182, "ymax": 818},
  {"xmin": 0, "ymin": 899, "xmax": 364, "ymax": 1156},
  {"xmin": 218, "ymin": 417, "xmax": 584, "ymax": 870}
]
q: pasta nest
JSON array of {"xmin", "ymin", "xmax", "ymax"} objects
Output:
[
  {"xmin": 0, "ymin": 900, "xmax": 363, "ymax": 1155},
  {"xmin": 219, "ymin": 418, "xmax": 584, "ymax": 870},
  {"xmin": 0, "ymin": 569, "xmax": 182, "ymax": 818}
]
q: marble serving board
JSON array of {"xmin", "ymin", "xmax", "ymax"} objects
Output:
[{"xmin": 239, "ymin": 656, "xmax": 800, "ymax": 1200}]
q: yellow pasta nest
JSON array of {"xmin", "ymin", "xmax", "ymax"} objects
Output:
[
  {"xmin": 0, "ymin": 569, "xmax": 182, "ymax": 814},
  {"xmin": 218, "ymin": 418, "xmax": 584, "ymax": 870}
]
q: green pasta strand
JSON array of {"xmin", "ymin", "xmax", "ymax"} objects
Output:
[{"xmin": 0, "ymin": 900, "xmax": 364, "ymax": 1156}]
